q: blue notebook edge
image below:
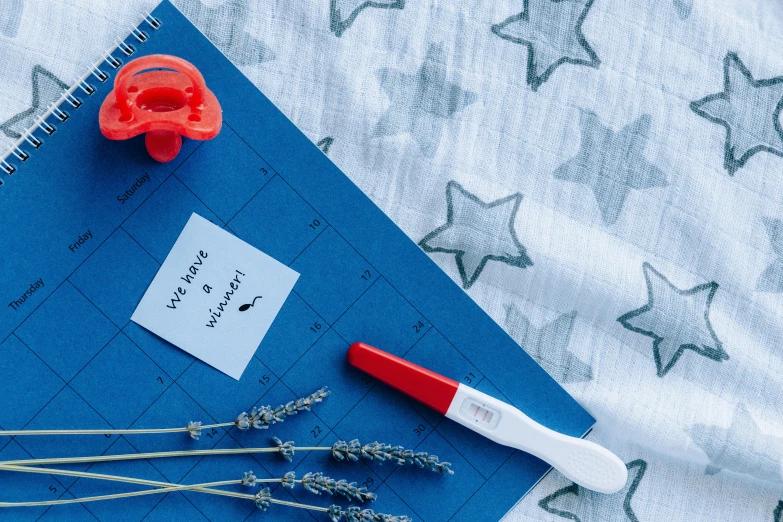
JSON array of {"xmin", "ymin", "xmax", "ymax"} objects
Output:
[{"xmin": 0, "ymin": 1, "xmax": 595, "ymax": 520}]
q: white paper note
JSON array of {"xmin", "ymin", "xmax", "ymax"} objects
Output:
[{"xmin": 131, "ymin": 213, "xmax": 299, "ymax": 379}]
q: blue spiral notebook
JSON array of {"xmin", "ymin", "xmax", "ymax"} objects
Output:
[{"xmin": 0, "ymin": 2, "xmax": 593, "ymax": 520}]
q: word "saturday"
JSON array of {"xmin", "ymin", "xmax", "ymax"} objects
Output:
[{"xmin": 117, "ymin": 173, "xmax": 151, "ymax": 204}]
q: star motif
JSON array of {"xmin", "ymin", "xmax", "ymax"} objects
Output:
[
  {"xmin": 775, "ymin": 501, "xmax": 783, "ymax": 522},
  {"xmin": 491, "ymin": 0, "xmax": 600, "ymax": 91},
  {"xmin": 330, "ymin": 0, "xmax": 404, "ymax": 37},
  {"xmin": 673, "ymin": 0, "xmax": 692, "ymax": 19},
  {"xmin": 554, "ymin": 111, "xmax": 667, "ymax": 225},
  {"xmin": 419, "ymin": 181, "xmax": 532, "ymax": 289},
  {"xmin": 0, "ymin": 0, "xmax": 23, "ymax": 38},
  {"xmin": 691, "ymin": 52, "xmax": 783, "ymax": 175},
  {"xmin": 617, "ymin": 263, "xmax": 728, "ymax": 377},
  {"xmin": 0, "ymin": 65, "xmax": 68, "ymax": 141},
  {"xmin": 538, "ymin": 459, "xmax": 646, "ymax": 522},
  {"xmin": 757, "ymin": 217, "xmax": 783, "ymax": 293},
  {"xmin": 316, "ymin": 136, "xmax": 334, "ymax": 154},
  {"xmin": 690, "ymin": 404, "xmax": 783, "ymax": 481},
  {"xmin": 177, "ymin": 0, "xmax": 275, "ymax": 65},
  {"xmin": 374, "ymin": 43, "xmax": 476, "ymax": 157},
  {"xmin": 504, "ymin": 306, "xmax": 593, "ymax": 383}
]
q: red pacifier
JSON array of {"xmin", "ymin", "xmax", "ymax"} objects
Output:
[{"xmin": 99, "ymin": 54, "xmax": 221, "ymax": 162}]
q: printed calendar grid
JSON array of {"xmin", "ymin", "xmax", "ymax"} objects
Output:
[
  {"xmin": 0, "ymin": 4, "xmax": 596, "ymax": 520},
  {"xmin": 0, "ymin": 120, "xmax": 519, "ymax": 522}
]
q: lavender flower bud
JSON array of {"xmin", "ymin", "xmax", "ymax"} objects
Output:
[
  {"xmin": 342, "ymin": 507, "xmax": 411, "ymax": 522},
  {"xmin": 374, "ymin": 514, "xmax": 413, "ymax": 522},
  {"xmin": 331, "ymin": 440, "xmax": 454, "ymax": 474},
  {"xmin": 251, "ymin": 407, "xmax": 266, "ymax": 427},
  {"xmin": 241, "ymin": 471, "xmax": 257, "ymax": 487},
  {"xmin": 299, "ymin": 471, "xmax": 376, "ymax": 503},
  {"xmin": 281, "ymin": 471, "xmax": 296, "ymax": 489},
  {"xmin": 328, "ymin": 505, "xmax": 343, "ymax": 522},
  {"xmin": 271, "ymin": 405, "xmax": 287, "ymax": 423},
  {"xmin": 254, "ymin": 488, "xmax": 271, "ymax": 511},
  {"xmin": 301, "ymin": 472, "xmax": 322, "ymax": 495},
  {"xmin": 330, "ymin": 504, "xmax": 412, "ymax": 521},
  {"xmin": 283, "ymin": 401, "xmax": 298, "ymax": 416},
  {"xmin": 235, "ymin": 412, "xmax": 250, "ymax": 430},
  {"xmin": 241, "ymin": 387, "xmax": 330, "ymax": 432},
  {"xmin": 332, "ymin": 439, "xmax": 361, "ymax": 462},
  {"xmin": 272, "ymin": 437, "xmax": 295, "ymax": 461},
  {"xmin": 344, "ymin": 507, "xmax": 370, "ymax": 522},
  {"xmin": 186, "ymin": 421, "xmax": 202, "ymax": 440},
  {"xmin": 412, "ymin": 452, "xmax": 454, "ymax": 474}
]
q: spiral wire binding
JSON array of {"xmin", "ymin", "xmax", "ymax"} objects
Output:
[{"xmin": 0, "ymin": 12, "xmax": 161, "ymax": 186}]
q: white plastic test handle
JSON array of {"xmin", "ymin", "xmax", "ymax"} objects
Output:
[{"xmin": 445, "ymin": 384, "xmax": 627, "ymax": 494}]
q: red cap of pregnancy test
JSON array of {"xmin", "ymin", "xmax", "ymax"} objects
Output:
[{"xmin": 347, "ymin": 342, "xmax": 459, "ymax": 415}]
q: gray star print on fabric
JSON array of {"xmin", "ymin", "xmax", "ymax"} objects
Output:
[
  {"xmin": 174, "ymin": 0, "xmax": 275, "ymax": 65},
  {"xmin": 374, "ymin": 43, "xmax": 477, "ymax": 157},
  {"xmin": 539, "ymin": 459, "xmax": 646, "ymax": 522},
  {"xmin": 505, "ymin": 306, "xmax": 593, "ymax": 383},
  {"xmin": 330, "ymin": 0, "xmax": 404, "ymax": 37},
  {"xmin": 554, "ymin": 111, "xmax": 667, "ymax": 225},
  {"xmin": 316, "ymin": 136, "xmax": 334, "ymax": 154},
  {"xmin": 690, "ymin": 404, "xmax": 783, "ymax": 481},
  {"xmin": 691, "ymin": 52, "xmax": 783, "ymax": 175},
  {"xmin": 757, "ymin": 217, "xmax": 783, "ymax": 293},
  {"xmin": 0, "ymin": 0, "xmax": 23, "ymax": 37},
  {"xmin": 419, "ymin": 181, "xmax": 533, "ymax": 289},
  {"xmin": 491, "ymin": 0, "xmax": 600, "ymax": 92},
  {"xmin": 617, "ymin": 263, "xmax": 728, "ymax": 377},
  {"xmin": 674, "ymin": 0, "xmax": 693, "ymax": 19},
  {"xmin": 0, "ymin": 65, "xmax": 68, "ymax": 140}
]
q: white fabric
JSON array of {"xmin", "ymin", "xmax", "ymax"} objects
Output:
[{"xmin": 2, "ymin": 0, "xmax": 782, "ymax": 520}]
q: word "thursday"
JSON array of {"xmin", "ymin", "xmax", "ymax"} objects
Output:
[{"xmin": 8, "ymin": 279, "xmax": 44, "ymax": 311}]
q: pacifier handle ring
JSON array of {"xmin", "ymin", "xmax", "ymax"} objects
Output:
[{"xmin": 114, "ymin": 54, "xmax": 206, "ymax": 118}]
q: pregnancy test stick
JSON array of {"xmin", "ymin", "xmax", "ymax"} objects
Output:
[{"xmin": 347, "ymin": 342, "xmax": 627, "ymax": 494}]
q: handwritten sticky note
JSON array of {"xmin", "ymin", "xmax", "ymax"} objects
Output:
[{"xmin": 131, "ymin": 213, "xmax": 299, "ymax": 379}]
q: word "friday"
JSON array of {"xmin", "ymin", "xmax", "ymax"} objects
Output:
[
  {"xmin": 8, "ymin": 279, "xmax": 44, "ymax": 311},
  {"xmin": 69, "ymin": 230, "xmax": 93, "ymax": 253}
]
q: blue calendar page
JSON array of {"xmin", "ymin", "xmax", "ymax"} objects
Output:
[{"xmin": 0, "ymin": 2, "xmax": 593, "ymax": 520}]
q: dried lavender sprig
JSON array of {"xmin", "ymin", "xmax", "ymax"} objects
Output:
[
  {"xmin": 253, "ymin": 490, "xmax": 409, "ymax": 521},
  {"xmin": 0, "ymin": 438, "xmax": 453, "ymax": 474},
  {"xmin": 3, "ymin": 463, "xmax": 411, "ymax": 520},
  {"xmin": 327, "ymin": 505, "xmax": 412, "ymax": 522},
  {"xmin": 331, "ymin": 440, "xmax": 454, "ymax": 474},
  {"xmin": 0, "ymin": 420, "xmax": 235, "ymax": 439},
  {"xmin": 236, "ymin": 387, "xmax": 331, "ymax": 431},
  {"xmin": 0, "ymin": 478, "xmax": 245, "ymax": 508},
  {"xmin": 0, "ymin": 464, "xmax": 262, "ymax": 507},
  {"xmin": 299, "ymin": 472, "xmax": 377, "ymax": 503},
  {"xmin": 0, "ymin": 442, "xmax": 322, "ymax": 468},
  {"xmin": 0, "ymin": 387, "xmax": 329, "ymax": 440}
]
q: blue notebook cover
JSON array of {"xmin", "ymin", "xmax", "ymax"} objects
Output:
[{"xmin": 0, "ymin": 2, "xmax": 593, "ymax": 520}]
